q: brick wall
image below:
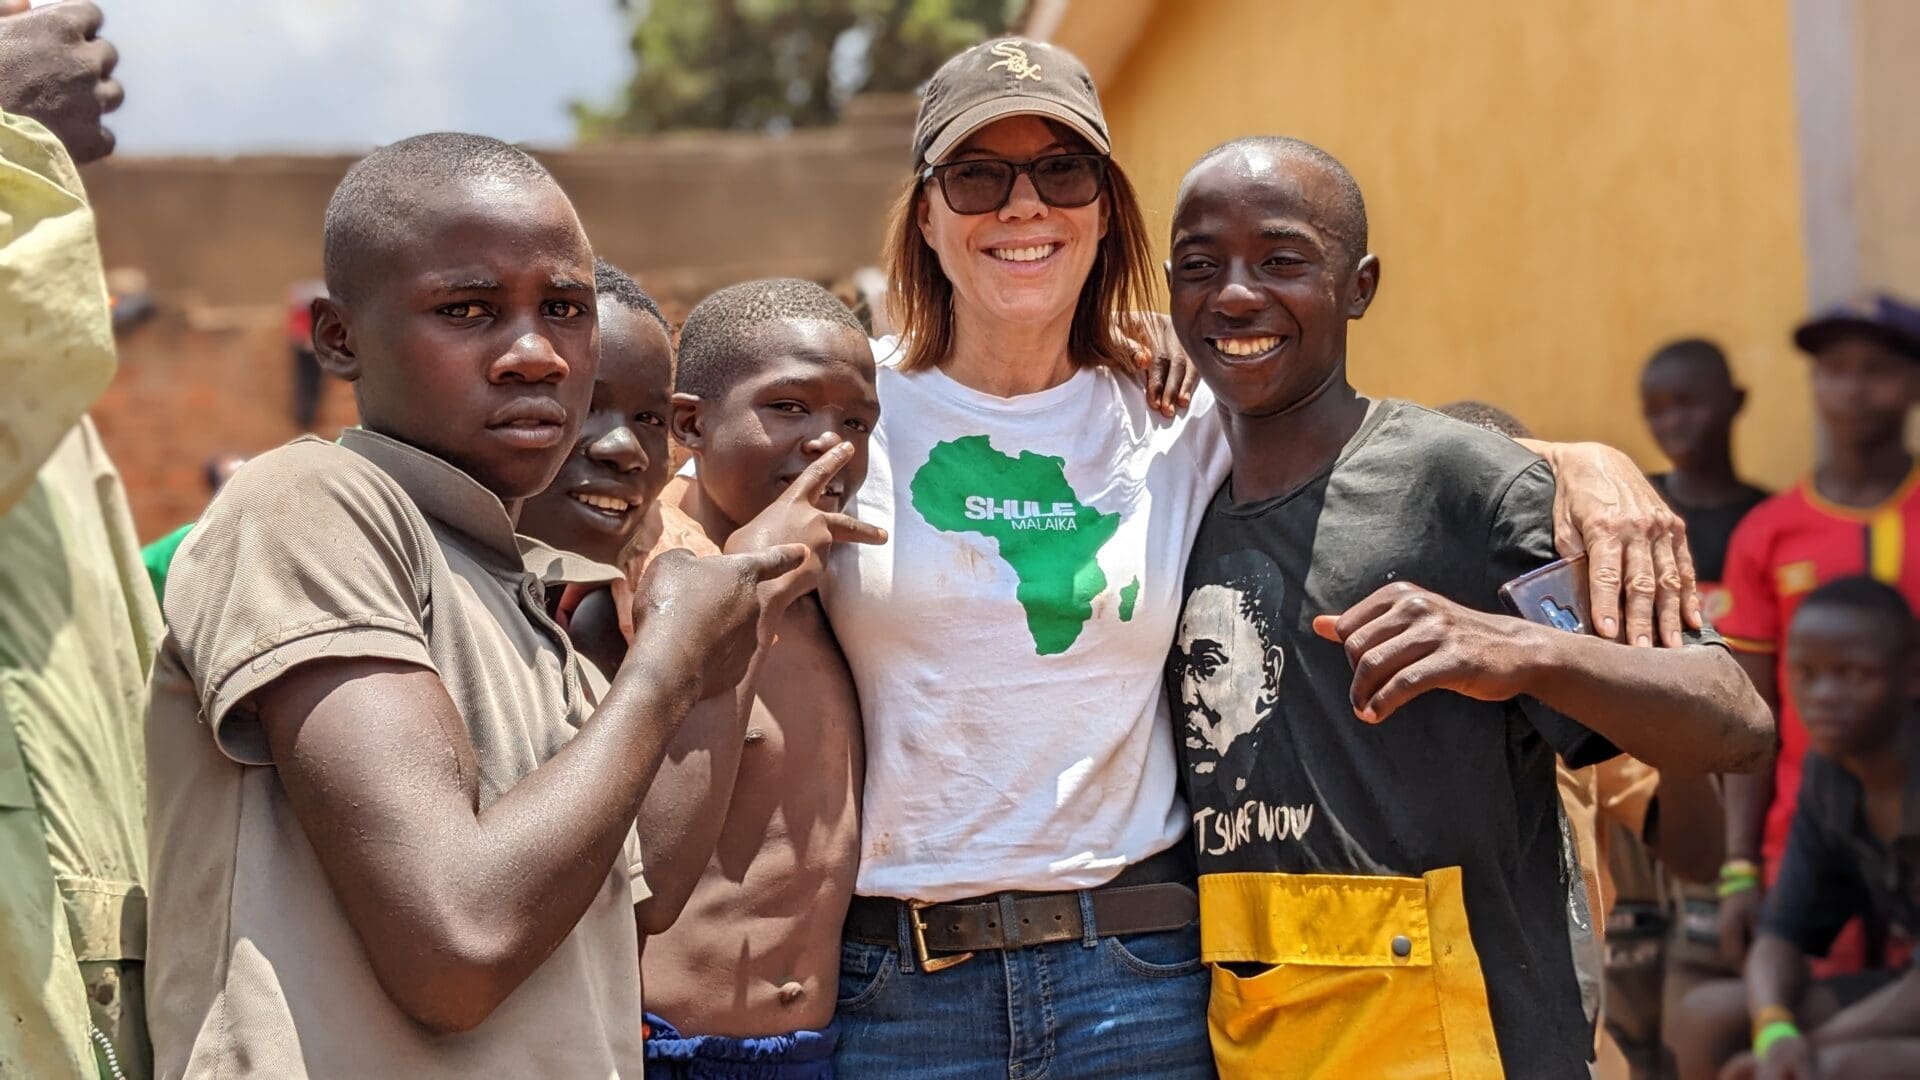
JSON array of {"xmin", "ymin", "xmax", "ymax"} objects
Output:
[
  {"xmin": 92, "ymin": 309, "xmax": 358, "ymax": 540},
  {"xmin": 84, "ymin": 98, "xmax": 914, "ymax": 540}
]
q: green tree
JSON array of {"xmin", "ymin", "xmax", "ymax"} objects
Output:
[{"xmin": 578, "ymin": 0, "xmax": 1018, "ymax": 137}]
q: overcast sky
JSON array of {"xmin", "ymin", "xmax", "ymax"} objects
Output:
[{"xmin": 99, "ymin": 0, "xmax": 633, "ymax": 155}]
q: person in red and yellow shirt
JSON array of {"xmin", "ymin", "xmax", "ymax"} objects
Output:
[{"xmin": 1716, "ymin": 294, "xmax": 1920, "ymax": 977}]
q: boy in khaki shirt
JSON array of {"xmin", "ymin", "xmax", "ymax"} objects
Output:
[{"xmin": 144, "ymin": 134, "xmax": 836, "ymax": 1078}]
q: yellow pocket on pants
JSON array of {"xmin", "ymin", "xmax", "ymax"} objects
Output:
[{"xmin": 1201, "ymin": 868, "xmax": 1503, "ymax": 1079}]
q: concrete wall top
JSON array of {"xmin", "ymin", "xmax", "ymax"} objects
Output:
[{"xmin": 80, "ymin": 102, "xmax": 918, "ymax": 309}]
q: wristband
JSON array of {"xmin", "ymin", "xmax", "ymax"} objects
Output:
[
  {"xmin": 1720, "ymin": 858, "xmax": 1762, "ymax": 881},
  {"xmin": 1716, "ymin": 873, "xmax": 1760, "ymax": 898},
  {"xmin": 1751, "ymin": 1004, "xmax": 1795, "ymax": 1039},
  {"xmin": 1753, "ymin": 1019, "xmax": 1802, "ymax": 1059}
]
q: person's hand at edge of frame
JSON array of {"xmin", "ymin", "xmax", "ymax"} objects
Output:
[{"xmin": 0, "ymin": 0, "xmax": 122, "ymax": 164}]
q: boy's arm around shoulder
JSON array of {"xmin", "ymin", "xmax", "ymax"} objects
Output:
[{"xmin": 172, "ymin": 448, "xmax": 799, "ymax": 1033}]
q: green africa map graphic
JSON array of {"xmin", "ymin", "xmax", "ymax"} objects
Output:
[{"xmin": 910, "ymin": 435, "xmax": 1138, "ymax": 655}]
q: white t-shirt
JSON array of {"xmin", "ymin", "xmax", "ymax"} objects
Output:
[{"xmin": 821, "ymin": 344, "xmax": 1231, "ymax": 901}]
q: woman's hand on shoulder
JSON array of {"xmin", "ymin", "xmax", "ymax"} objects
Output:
[{"xmin": 1519, "ymin": 439, "xmax": 1700, "ymax": 648}]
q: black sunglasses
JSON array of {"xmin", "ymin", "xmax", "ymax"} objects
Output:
[{"xmin": 921, "ymin": 153, "xmax": 1108, "ymax": 215}]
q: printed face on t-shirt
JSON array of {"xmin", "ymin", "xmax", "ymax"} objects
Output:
[{"xmin": 1172, "ymin": 582, "xmax": 1284, "ymax": 776}]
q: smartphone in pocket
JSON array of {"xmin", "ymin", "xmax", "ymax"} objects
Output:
[{"xmin": 1499, "ymin": 555, "xmax": 1592, "ymax": 634}]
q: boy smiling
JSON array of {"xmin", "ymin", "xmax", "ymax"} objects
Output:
[
  {"xmin": 1163, "ymin": 136, "xmax": 1772, "ymax": 1078},
  {"xmin": 520, "ymin": 258, "xmax": 675, "ymax": 572}
]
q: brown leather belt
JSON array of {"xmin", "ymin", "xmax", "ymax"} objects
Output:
[{"xmin": 843, "ymin": 846, "xmax": 1198, "ymax": 972}]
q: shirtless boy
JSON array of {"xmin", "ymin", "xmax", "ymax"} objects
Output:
[
  {"xmin": 144, "ymin": 134, "xmax": 812, "ymax": 1077},
  {"xmin": 639, "ymin": 278, "xmax": 882, "ymax": 1079},
  {"xmin": 1162, "ymin": 136, "xmax": 1773, "ymax": 1078}
]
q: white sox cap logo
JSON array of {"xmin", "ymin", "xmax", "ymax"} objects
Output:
[{"xmin": 987, "ymin": 41, "xmax": 1043, "ymax": 82}]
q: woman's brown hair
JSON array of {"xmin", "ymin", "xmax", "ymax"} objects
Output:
[{"xmin": 882, "ymin": 134, "xmax": 1157, "ymax": 376}]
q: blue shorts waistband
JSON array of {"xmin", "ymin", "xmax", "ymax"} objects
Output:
[{"xmin": 644, "ymin": 1013, "xmax": 838, "ymax": 1079}]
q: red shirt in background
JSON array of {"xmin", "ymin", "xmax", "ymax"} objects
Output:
[{"xmin": 1718, "ymin": 467, "xmax": 1920, "ymax": 869}]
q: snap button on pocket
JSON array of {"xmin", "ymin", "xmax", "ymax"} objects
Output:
[{"xmin": 1390, "ymin": 934, "xmax": 1412, "ymax": 960}]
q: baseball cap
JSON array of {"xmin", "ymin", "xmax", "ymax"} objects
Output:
[
  {"xmin": 1793, "ymin": 293, "xmax": 1920, "ymax": 361},
  {"xmin": 912, "ymin": 37, "xmax": 1110, "ymax": 169}
]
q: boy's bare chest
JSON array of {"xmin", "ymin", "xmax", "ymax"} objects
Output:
[{"xmin": 730, "ymin": 599, "xmax": 863, "ymax": 835}]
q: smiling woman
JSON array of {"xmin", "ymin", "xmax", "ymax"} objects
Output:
[
  {"xmin": 821, "ymin": 38, "xmax": 1224, "ymax": 1079},
  {"xmin": 816, "ymin": 35, "xmax": 1707, "ymax": 1080}
]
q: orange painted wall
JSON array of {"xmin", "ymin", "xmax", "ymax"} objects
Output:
[{"xmin": 1087, "ymin": 0, "xmax": 1813, "ymax": 485}]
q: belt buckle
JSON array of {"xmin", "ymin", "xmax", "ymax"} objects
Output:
[{"xmin": 908, "ymin": 900, "xmax": 974, "ymax": 972}]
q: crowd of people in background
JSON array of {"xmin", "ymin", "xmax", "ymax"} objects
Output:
[{"xmin": 3, "ymin": 8, "xmax": 1918, "ymax": 1080}]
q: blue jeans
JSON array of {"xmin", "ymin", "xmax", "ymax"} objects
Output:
[{"xmin": 833, "ymin": 908, "xmax": 1214, "ymax": 1079}]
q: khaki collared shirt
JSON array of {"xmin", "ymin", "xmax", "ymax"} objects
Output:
[
  {"xmin": 1, "ymin": 113, "xmax": 155, "ymax": 1079},
  {"xmin": 146, "ymin": 429, "xmax": 646, "ymax": 1079}
]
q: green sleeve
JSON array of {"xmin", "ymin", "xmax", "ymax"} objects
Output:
[{"xmin": 140, "ymin": 523, "xmax": 196, "ymax": 610}]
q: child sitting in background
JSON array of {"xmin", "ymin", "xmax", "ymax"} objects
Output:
[{"xmin": 1675, "ymin": 577, "xmax": 1920, "ymax": 1079}]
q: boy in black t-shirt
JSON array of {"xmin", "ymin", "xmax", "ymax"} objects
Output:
[
  {"xmin": 1620, "ymin": 337, "xmax": 1770, "ymax": 1072},
  {"xmin": 1163, "ymin": 136, "xmax": 1775, "ymax": 1078},
  {"xmin": 1639, "ymin": 338, "xmax": 1770, "ymax": 599},
  {"xmin": 1674, "ymin": 577, "xmax": 1920, "ymax": 1080}
]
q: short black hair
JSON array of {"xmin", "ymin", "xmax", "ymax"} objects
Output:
[
  {"xmin": 1797, "ymin": 575, "xmax": 1916, "ymax": 642},
  {"xmin": 593, "ymin": 257, "xmax": 668, "ymax": 335},
  {"xmin": 1436, "ymin": 400, "xmax": 1533, "ymax": 440},
  {"xmin": 1645, "ymin": 338, "xmax": 1734, "ymax": 384},
  {"xmin": 675, "ymin": 278, "xmax": 868, "ymax": 400},
  {"xmin": 1182, "ymin": 135, "xmax": 1369, "ymax": 261},
  {"xmin": 322, "ymin": 132, "xmax": 556, "ymax": 304}
]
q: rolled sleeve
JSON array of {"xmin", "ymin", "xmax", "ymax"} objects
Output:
[
  {"xmin": 165, "ymin": 440, "xmax": 437, "ymax": 764},
  {"xmin": 1717, "ymin": 513, "xmax": 1779, "ymax": 653},
  {"xmin": 1489, "ymin": 460, "xmax": 1623, "ymax": 768},
  {"xmin": 204, "ymin": 623, "xmax": 436, "ymax": 765}
]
